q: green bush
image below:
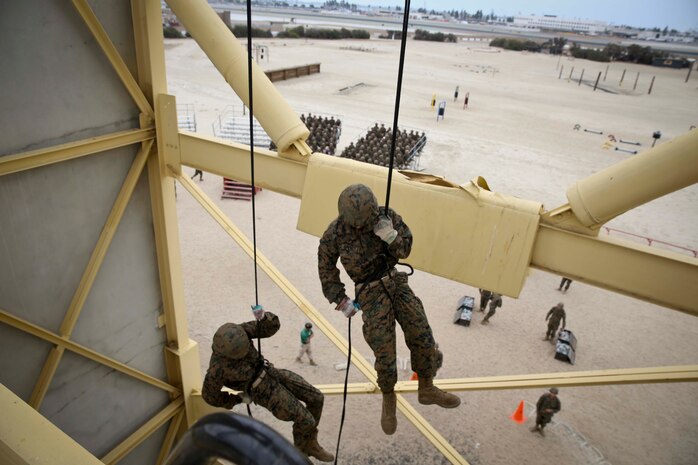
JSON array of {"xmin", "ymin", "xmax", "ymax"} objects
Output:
[
  {"xmin": 413, "ymin": 29, "xmax": 457, "ymax": 43},
  {"xmin": 231, "ymin": 24, "xmax": 272, "ymax": 38},
  {"xmin": 277, "ymin": 26, "xmax": 369, "ymax": 40},
  {"xmin": 489, "ymin": 37, "xmax": 542, "ymax": 52},
  {"xmin": 163, "ymin": 26, "xmax": 182, "ymax": 38}
]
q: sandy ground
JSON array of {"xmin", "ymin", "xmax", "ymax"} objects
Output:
[{"xmin": 165, "ymin": 37, "xmax": 698, "ymax": 465}]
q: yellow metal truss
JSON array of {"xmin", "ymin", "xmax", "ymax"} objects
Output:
[{"xmin": 0, "ymin": 0, "xmax": 696, "ymax": 464}]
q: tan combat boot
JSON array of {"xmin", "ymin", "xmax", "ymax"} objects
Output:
[
  {"xmin": 301, "ymin": 436, "xmax": 334, "ymax": 463},
  {"xmin": 381, "ymin": 391, "xmax": 397, "ymax": 435},
  {"xmin": 418, "ymin": 377, "xmax": 461, "ymax": 408}
]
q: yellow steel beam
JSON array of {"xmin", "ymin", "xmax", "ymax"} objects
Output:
[
  {"xmin": 0, "ymin": 309, "xmax": 180, "ymax": 395},
  {"xmin": 28, "ymin": 141, "xmax": 153, "ymax": 409},
  {"xmin": 101, "ymin": 397, "xmax": 184, "ymax": 465},
  {"xmin": 179, "ymin": 131, "xmax": 308, "ymax": 198},
  {"xmin": 0, "ymin": 384, "xmax": 104, "ymax": 465},
  {"xmin": 0, "ymin": 128, "xmax": 154, "ymax": 176},
  {"xmin": 71, "ymin": 0, "xmax": 154, "ymax": 119},
  {"xmin": 155, "ymin": 409, "xmax": 185, "ymax": 465},
  {"xmin": 311, "ymin": 365, "xmax": 698, "ymax": 395},
  {"xmin": 175, "ymin": 173, "xmax": 469, "ymax": 465},
  {"xmin": 177, "ymin": 134, "xmax": 698, "ymax": 314},
  {"xmin": 132, "ymin": 0, "xmax": 202, "ymax": 428},
  {"xmin": 165, "ymin": 0, "xmax": 311, "ymax": 159},
  {"xmin": 532, "ymin": 224, "xmax": 698, "ymax": 315}
]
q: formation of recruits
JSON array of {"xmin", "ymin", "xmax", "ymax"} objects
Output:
[
  {"xmin": 201, "ymin": 184, "xmax": 564, "ymax": 461},
  {"xmin": 340, "ymin": 123, "xmax": 426, "ymax": 169},
  {"xmin": 269, "ymin": 113, "xmax": 342, "ymax": 155}
]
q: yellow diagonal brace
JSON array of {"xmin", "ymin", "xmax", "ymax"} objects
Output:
[
  {"xmin": 101, "ymin": 397, "xmax": 184, "ymax": 465},
  {"xmin": 71, "ymin": 0, "xmax": 154, "ymax": 118},
  {"xmin": 0, "ymin": 127, "xmax": 154, "ymax": 176},
  {"xmin": 28, "ymin": 140, "xmax": 153, "ymax": 408},
  {"xmin": 174, "ymin": 172, "xmax": 470, "ymax": 465},
  {"xmin": 0, "ymin": 309, "xmax": 180, "ymax": 395},
  {"xmin": 156, "ymin": 409, "xmax": 185, "ymax": 465}
]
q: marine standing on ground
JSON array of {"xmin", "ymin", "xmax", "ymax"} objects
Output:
[
  {"xmin": 481, "ymin": 292, "xmax": 502, "ymax": 324},
  {"xmin": 544, "ymin": 302, "xmax": 566, "ymax": 342},
  {"xmin": 531, "ymin": 388, "xmax": 561, "ymax": 437},
  {"xmin": 191, "ymin": 169, "xmax": 203, "ymax": 181},
  {"xmin": 558, "ymin": 277, "xmax": 572, "ymax": 292},
  {"xmin": 201, "ymin": 311, "xmax": 334, "ymax": 462},
  {"xmin": 478, "ymin": 288, "xmax": 492, "ymax": 312},
  {"xmin": 296, "ymin": 322, "xmax": 317, "ymax": 365},
  {"xmin": 318, "ymin": 184, "xmax": 460, "ymax": 435}
]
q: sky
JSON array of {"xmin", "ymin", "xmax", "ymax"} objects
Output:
[{"xmin": 347, "ymin": 0, "xmax": 698, "ymax": 32}]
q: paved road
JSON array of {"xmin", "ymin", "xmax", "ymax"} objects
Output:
[{"xmin": 211, "ymin": 4, "xmax": 698, "ymax": 58}]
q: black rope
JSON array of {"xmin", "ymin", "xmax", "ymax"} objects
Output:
[
  {"xmin": 333, "ymin": 318, "xmax": 351, "ymax": 465},
  {"xmin": 245, "ymin": 1, "xmax": 262, "ymax": 423},
  {"xmin": 245, "ymin": 0, "xmax": 262, "ymax": 358},
  {"xmin": 384, "ymin": 0, "xmax": 411, "ymax": 212}
]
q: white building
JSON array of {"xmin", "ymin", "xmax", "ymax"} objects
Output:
[{"xmin": 512, "ymin": 15, "xmax": 608, "ymax": 34}]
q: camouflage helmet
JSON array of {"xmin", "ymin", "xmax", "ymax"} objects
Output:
[
  {"xmin": 338, "ymin": 184, "xmax": 378, "ymax": 228},
  {"xmin": 212, "ymin": 323, "xmax": 249, "ymax": 359}
]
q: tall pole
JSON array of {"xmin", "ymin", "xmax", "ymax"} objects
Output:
[
  {"xmin": 633, "ymin": 72, "xmax": 640, "ymax": 91},
  {"xmin": 559, "ymin": 65, "xmax": 564, "ymax": 79},
  {"xmin": 619, "ymin": 69, "xmax": 626, "ymax": 86},
  {"xmin": 593, "ymin": 71, "xmax": 602, "ymax": 91},
  {"xmin": 578, "ymin": 69, "xmax": 584, "ymax": 86},
  {"xmin": 648, "ymin": 76, "xmax": 656, "ymax": 95},
  {"xmin": 568, "ymin": 66, "xmax": 574, "ymax": 80},
  {"xmin": 686, "ymin": 61, "xmax": 694, "ymax": 83},
  {"xmin": 603, "ymin": 63, "xmax": 609, "ymax": 81}
]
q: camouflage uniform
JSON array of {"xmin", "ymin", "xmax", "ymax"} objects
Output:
[
  {"xmin": 318, "ymin": 186, "xmax": 440, "ymax": 393},
  {"xmin": 478, "ymin": 288, "xmax": 492, "ymax": 311},
  {"xmin": 535, "ymin": 391, "xmax": 561, "ymax": 428},
  {"xmin": 202, "ymin": 313, "xmax": 324, "ymax": 449},
  {"xmin": 482, "ymin": 293, "xmax": 502, "ymax": 324},
  {"xmin": 545, "ymin": 304, "xmax": 567, "ymax": 340}
]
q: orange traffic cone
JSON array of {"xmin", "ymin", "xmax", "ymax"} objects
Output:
[
  {"xmin": 410, "ymin": 372, "xmax": 418, "ymax": 381},
  {"xmin": 509, "ymin": 400, "xmax": 527, "ymax": 424}
]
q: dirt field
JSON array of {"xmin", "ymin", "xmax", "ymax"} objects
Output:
[{"xmin": 165, "ymin": 37, "xmax": 698, "ymax": 465}]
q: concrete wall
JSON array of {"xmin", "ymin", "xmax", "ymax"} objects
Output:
[{"xmin": 0, "ymin": 1, "xmax": 170, "ymax": 463}]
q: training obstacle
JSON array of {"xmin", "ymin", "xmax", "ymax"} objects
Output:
[
  {"xmin": 619, "ymin": 139, "xmax": 641, "ymax": 146},
  {"xmin": 614, "ymin": 147, "xmax": 637, "ymax": 155},
  {"xmin": 584, "ymin": 128, "xmax": 603, "ymax": 135}
]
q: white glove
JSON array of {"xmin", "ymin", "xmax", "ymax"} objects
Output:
[
  {"xmin": 240, "ymin": 392, "xmax": 252, "ymax": 405},
  {"xmin": 336, "ymin": 296, "xmax": 358, "ymax": 318},
  {"xmin": 251, "ymin": 304, "xmax": 265, "ymax": 321},
  {"xmin": 373, "ymin": 215, "xmax": 398, "ymax": 244}
]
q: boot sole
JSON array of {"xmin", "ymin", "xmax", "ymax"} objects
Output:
[{"xmin": 418, "ymin": 398, "xmax": 461, "ymax": 408}]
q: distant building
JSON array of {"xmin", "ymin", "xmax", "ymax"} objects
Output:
[{"xmin": 512, "ymin": 15, "xmax": 608, "ymax": 35}]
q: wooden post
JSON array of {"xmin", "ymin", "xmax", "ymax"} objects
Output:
[
  {"xmin": 593, "ymin": 71, "xmax": 602, "ymax": 91},
  {"xmin": 633, "ymin": 72, "xmax": 640, "ymax": 91},
  {"xmin": 568, "ymin": 66, "xmax": 574, "ymax": 80},
  {"xmin": 603, "ymin": 64, "xmax": 609, "ymax": 81},
  {"xmin": 648, "ymin": 76, "xmax": 656, "ymax": 94},
  {"xmin": 619, "ymin": 69, "xmax": 626, "ymax": 86},
  {"xmin": 686, "ymin": 61, "xmax": 694, "ymax": 83},
  {"xmin": 559, "ymin": 65, "xmax": 564, "ymax": 79},
  {"xmin": 578, "ymin": 69, "xmax": 585, "ymax": 86}
]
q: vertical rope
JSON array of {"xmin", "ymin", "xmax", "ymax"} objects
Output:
[
  {"xmin": 245, "ymin": 0, "xmax": 262, "ymax": 359},
  {"xmin": 333, "ymin": 318, "xmax": 351, "ymax": 465},
  {"xmin": 384, "ymin": 0, "xmax": 411, "ymax": 212}
]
